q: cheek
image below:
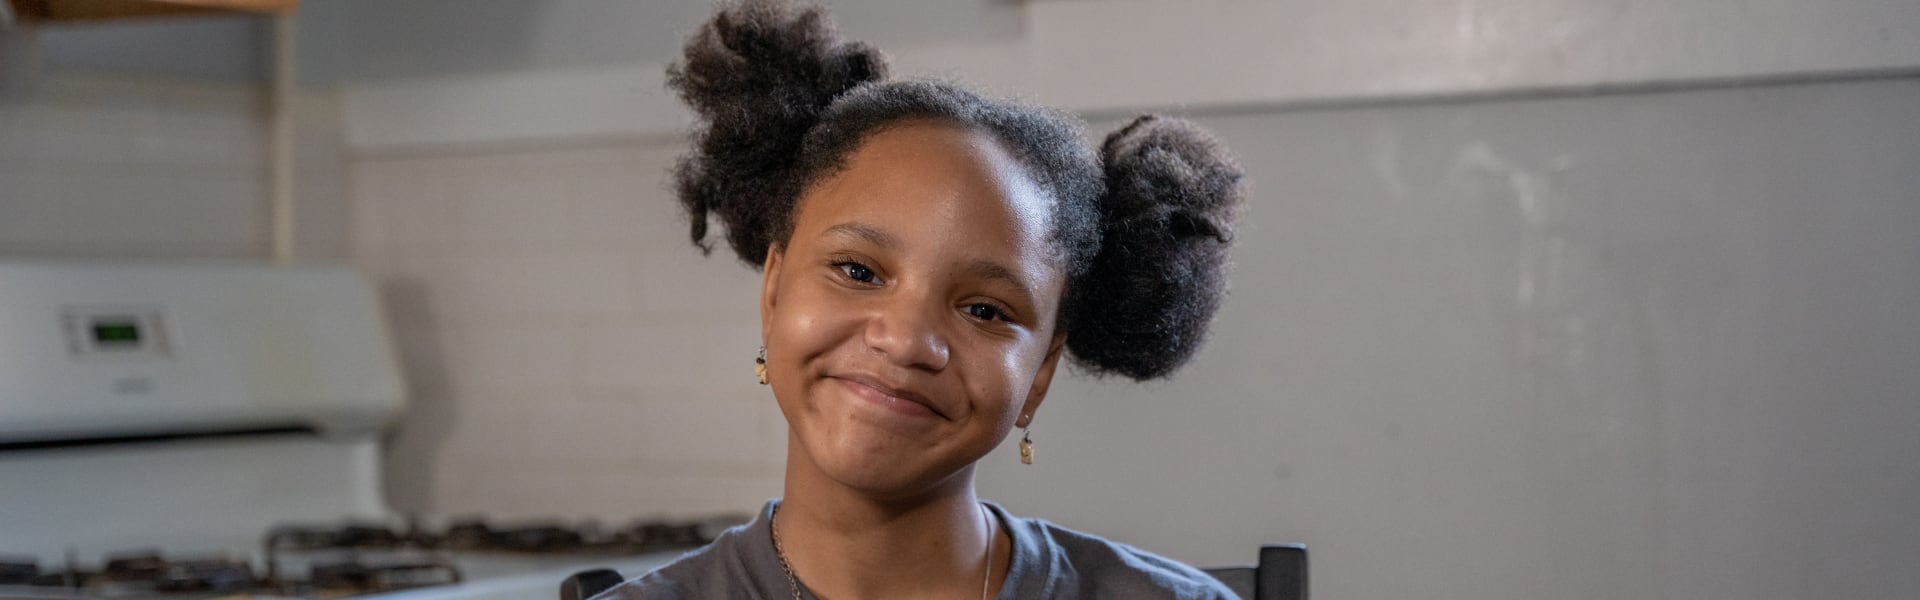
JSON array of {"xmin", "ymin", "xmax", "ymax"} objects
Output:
[
  {"xmin": 962, "ymin": 338, "xmax": 1041, "ymax": 424},
  {"xmin": 766, "ymin": 279, "xmax": 858, "ymax": 372}
]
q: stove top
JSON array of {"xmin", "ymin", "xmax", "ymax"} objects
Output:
[{"xmin": 0, "ymin": 514, "xmax": 744, "ymax": 599}]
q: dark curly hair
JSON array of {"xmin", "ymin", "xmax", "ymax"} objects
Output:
[{"xmin": 667, "ymin": 0, "xmax": 1244, "ymax": 381}]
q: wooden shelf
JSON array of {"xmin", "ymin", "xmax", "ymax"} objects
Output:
[{"xmin": 8, "ymin": 0, "xmax": 297, "ymax": 23}]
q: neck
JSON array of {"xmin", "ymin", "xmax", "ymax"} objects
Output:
[{"xmin": 776, "ymin": 437, "xmax": 1003, "ymax": 599}]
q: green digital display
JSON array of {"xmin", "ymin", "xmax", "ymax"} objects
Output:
[{"xmin": 92, "ymin": 322, "xmax": 141, "ymax": 345}]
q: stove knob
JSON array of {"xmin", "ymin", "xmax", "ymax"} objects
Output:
[{"xmin": 560, "ymin": 568, "xmax": 625, "ymax": 600}]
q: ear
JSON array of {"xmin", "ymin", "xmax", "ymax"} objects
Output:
[
  {"xmin": 1016, "ymin": 333, "xmax": 1069, "ymax": 428},
  {"xmin": 759, "ymin": 245, "xmax": 784, "ymax": 339}
]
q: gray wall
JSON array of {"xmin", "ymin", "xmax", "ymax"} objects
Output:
[
  {"xmin": 0, "ymin": 72, "xmax": 348, "ymax": 260},
  {"xmin": 12, "ymin": 2, "xmax": 1023, "ymax": 85},
  {"xmin": 34, "ymin": 15, "xmax": 266, "ymax": 81},
  {"xmin": 0, "ymin": 20, "xmax": 347, "ymax": 262},
  {"xmin": 297, "ymin": 0, "xmax": 1022, "ymax": 85},
  {"xmin": 977, "ymin": 76, "xmax": 1920, "ymax": 599}
]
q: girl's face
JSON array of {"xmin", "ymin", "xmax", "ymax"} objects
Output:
[{"xmin": 760, "ymin": 120, "xmax": 1069, "ymax": 499}]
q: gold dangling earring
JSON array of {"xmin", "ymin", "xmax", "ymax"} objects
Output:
[
  {"xmin": 754, "ymin": 346, "xmax": 769, "ymax": 385},
  {"xmin": 1019, "ymin": 427, "xmax": 1034, "ymax": 465}
]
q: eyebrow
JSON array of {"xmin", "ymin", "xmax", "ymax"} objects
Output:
[
  {"xmin": 823, "ymin": 222, "xmax": 899, "ymax": 249},
  {"xmin": 966, "ymin": 260, "xmax": 1035, "ymax": 301}
]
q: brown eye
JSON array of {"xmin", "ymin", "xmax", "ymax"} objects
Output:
[
  {"xmin": 836, "ymin": 261, "xmax": 876, "ymax": 283},
  {"xmin": 965, "ymin": 303, "xmax": 1004, "ymax": 321}
]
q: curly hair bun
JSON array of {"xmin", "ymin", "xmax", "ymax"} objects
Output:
[
  {"xmin": 1066, "ymin": 115, "xmax": 1245, "ymax": 380},
  {"xmin": 668, "ymin": 0, "xmax": 889, "ymax": 266}
]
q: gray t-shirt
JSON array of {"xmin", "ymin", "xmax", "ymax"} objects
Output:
[{"xmin": 591, "ymin": 499, "xmax": 1235, "ymax": 600}]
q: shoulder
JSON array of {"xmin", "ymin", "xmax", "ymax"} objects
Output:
[
  {"xmin": 588, "ymin": 542, "xmax": 721, "ymax": 600},
  {"xmin": 590, "ymin": 501, "xmax": 780, "ymax": 600},
  {"xmin": 998, "ymin": 506, "xmax": 1236, "ymax": 600},
  {"xmin": 587, "ymin": 537, "xmax": 731, "ymax": 600}
]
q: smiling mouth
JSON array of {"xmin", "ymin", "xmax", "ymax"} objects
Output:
[{"xmin": 832, "ymin": 375, "xmax": 947, "ymax": 420}]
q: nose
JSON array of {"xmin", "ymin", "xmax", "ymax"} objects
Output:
[{"xmin": 862, "ymin": 287, "xmax": 950, "ymax": 371}]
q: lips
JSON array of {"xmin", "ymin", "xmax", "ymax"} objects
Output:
[{"xmin": 832, "ymin": 373, "xmax": 947, "ymax": 420}]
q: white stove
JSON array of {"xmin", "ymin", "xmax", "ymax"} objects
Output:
[{"xmin": 0, "ymin": 262, "xmax": 701, "ymax": 599}]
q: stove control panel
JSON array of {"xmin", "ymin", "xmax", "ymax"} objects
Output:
[
  {"xmin": 61, "ymin": 305, "xmax": 171, "ymax": 360},
  {"xmin": 0, "ymin": 262, "xmax": 404, "ymax": 445}
]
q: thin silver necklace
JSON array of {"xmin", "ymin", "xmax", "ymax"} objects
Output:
[{"xmin": 770, "ymin": 502, "xmax": 995, "ymax": 600}]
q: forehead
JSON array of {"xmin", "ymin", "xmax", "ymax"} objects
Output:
[{"xmin": 794, "ymin": 121, "xmax": 1059, "ymax": 272}]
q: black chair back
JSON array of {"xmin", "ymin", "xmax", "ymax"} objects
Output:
[
  {"xmin": 1203, "ymin": 543, "xmax": 1308, "ymax": 600},
  {"xmin": 559, "ymin": 568, "xmax": 625, "ymax": 600}
]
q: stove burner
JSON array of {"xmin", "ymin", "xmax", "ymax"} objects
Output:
[
  {"xmin": 155, "ymin": 558, "xmax": 254, "ymax": 592},
  {"xmin": 0, "ymin": 556, "xmax": 38, "ymax": 585},
  {"xmin": 632, "ymin": 522, "xmax": 706, "ymax": 550},
  {"xmin": 441, "ymin": 519, "xmax": 616, "ymax": 553},
  {"xmin": 311, "ymin": 558, "xmax": 461, "ymax": 593},
  {"xmin": 102, "ymin": 550, "xmax": 166, "ymax": 582},
  {"xmin": 492, "ymin": 523, "xmax": 585, "ymax": 553},
  {"xmin": 20, "ymin": 552, "xmax": 257, "ymax": 595},
  {"xmin": 441, "ymin": 519, "xmax": 497, "ymax": 550},
  {"xmin": 265, "ymin": 522, "xmax": 417, "ymax": 552},
  {"xmin": 334, "ymin": 523, "xmax": 406, "ymax": 548},
  {"xmin": 26, "ymin": 570, "xmax": 86, "ymax": 588},
  {"xmin": 264, "ymin": 513, "xmax": 744, "ymax": 557}
]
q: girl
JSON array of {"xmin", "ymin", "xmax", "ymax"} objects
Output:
[{"xmin": 598, "ymin": 1, "xmax": 1244, "ymax": 598}]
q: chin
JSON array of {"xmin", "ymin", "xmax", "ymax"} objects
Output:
[
  {"xmin": 827, "ymin": 467, "xmax": 925, "ymax": 499},
  {"xmin": 808, "ymin": 438, "xmax": 974, "ymax": 501}
]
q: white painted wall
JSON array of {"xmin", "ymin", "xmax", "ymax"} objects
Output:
[
  {"xmin": 978, "ymin": 78, "xmax": 1920, "ymax": 600},
  {"xmin": 1021, "ymin": 0, "xmax": 1920, "ymax": 111},
  {"xmin": 350, "ymin": 142, "xmax": 782, "ymax": 520},
  {"xmin": 0, "ymin": 72, "xmax": 347, "ymax": 260},
  {"xmin": 334, "ymin": 0, "xmax": 1920, "ymax": 149},
  {"xmin": 295, "ymin": 0, "xmax": 1023, "ymax": 85},
  {"xmin": 32, "ymin": 15, "xmax": 267, "ymax": 82}
]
